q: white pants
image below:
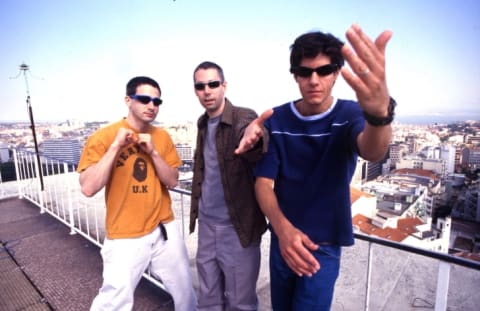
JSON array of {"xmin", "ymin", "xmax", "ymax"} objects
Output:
[{"xmin": 91, "ymin": 221, "xmax": 197, "ymax": 311}]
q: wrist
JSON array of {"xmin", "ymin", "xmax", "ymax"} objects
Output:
[
  {"xmin": 109, "ymin": 141, "xmax": 121, "ymax": 152},
  {"xmin": 363, "ymin": 97, "xmax": 397, "ymax": 127}
]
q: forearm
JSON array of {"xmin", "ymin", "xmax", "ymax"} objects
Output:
[
  {"xmin": 150, "ymin": 150, "xmax": 179, "ymax": 188},
  {"xmin": 255, "ymin": 177, "xmax": 320, "ymax": 275},
  {"xmin": 357, "ymin": 123, "xmax": 392, "ymax": 162},
  {"xmin": 79, "ymin": 144, "xmax": 120, "ymax": 197},
  {"xmin": 255, "ymin": 177, "xmax": 292, "ymax": 235}
]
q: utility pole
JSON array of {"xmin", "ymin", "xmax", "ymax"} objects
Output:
[{"xmin": 15, "ymin": 63, "xmax": 44, "ymax": 190}]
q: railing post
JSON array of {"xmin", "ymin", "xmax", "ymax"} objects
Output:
[
  {"xmin": 364, "ymin": 241, "xmax": 373, "ymax": 311},
  {"xmin": 13, "ymin": 149, "xmax": 23, "ymax": 199},
  {"xmin": 32, "ymin": 152, "xmax": 45, "ymax": 212},
  {"xmin": 434, "ymin": 261, "xmax": 450, "ymax": 311},
  {"xmin": 180, "ymin": 192, "xmax": 185, "ymax": 239},
  {"xmin": 66, "ymin": 163, "xmax": 76, "ymax": 235}
]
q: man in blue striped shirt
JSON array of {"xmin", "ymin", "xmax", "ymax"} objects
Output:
[{"xmin": 239, "ymin": 24, "xmax": 395, "ymax": 310}]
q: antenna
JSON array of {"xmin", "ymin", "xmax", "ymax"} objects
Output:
[{"xmin": 11, "ymin": 63, "xmax": 44, "ymax": 191}]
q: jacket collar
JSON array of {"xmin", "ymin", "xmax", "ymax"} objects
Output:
[{"xmin": 198, "ymin": 98, "xmax": 234, "ymax": 128}]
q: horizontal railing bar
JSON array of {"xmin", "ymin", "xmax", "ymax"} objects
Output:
[
  {"xmin": 170, "ymin": 187, "xmax": 191, "ymax": 195},
  {"xmin": 354, "ymin": 232, "xmax": 480, "ymax": 270},
  {"xmin": 171, "ymin": 184, "xmax": 480, "ymax": 271}
]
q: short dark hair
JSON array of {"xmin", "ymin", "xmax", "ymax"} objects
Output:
[
  {"xmin": 193, "ymin": 61, "xmax": 225, "ymax": 82},
  {"xmin": 290, "ymin": 31, "xmax": 345, "ymax": 71},
  {"xmin": 126, "ymin": 76, "xmax": 161, "ymax": 96}
]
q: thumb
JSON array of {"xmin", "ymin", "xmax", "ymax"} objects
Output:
[
  {"xmin": 375, "ymin": 30, "xmax": 393, "ymax": 55},
  {"xmin": 257, "ymin": 108, "xmax": 274, "ymax": 124},
  {"xmin": 302, "ymin": 234, "xmax": 319, "ymax": 251}
]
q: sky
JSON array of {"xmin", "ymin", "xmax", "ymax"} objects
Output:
[{"xmin": 1, "ymin": 0, "xmax": 479, "ymax": 124}]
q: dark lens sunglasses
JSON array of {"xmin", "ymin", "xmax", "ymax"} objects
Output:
[
  {"xmin": 290, "ymin": 64, "xmax": 339, "ymax": 78},
  {"xmin": 129, "ymin": 95, "xmax": 162, "ymax": 107},
  {"xmin": 194, "ymin": 80, "xmax": 222, "ymax": 91}
]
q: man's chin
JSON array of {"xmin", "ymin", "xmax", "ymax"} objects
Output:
[{"xmin": 143, "ymin": 116, "xmax": 156, "ymax": 123}]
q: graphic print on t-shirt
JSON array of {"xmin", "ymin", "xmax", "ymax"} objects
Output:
[{"xmin": 133, "ymin": 157, "xmax": 147, "ymax": 182}]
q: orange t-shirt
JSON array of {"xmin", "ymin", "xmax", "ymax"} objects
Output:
[{"xmin": 77, "ymin": 119, "xmax": 182, "ymax": 239}]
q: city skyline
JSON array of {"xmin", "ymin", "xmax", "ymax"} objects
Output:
[{"xmin": 1, "ymin": 0, "xmax": 480, "ymax": 123}]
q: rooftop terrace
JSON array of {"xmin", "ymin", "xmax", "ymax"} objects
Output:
[{"xmin": 1, "ymin": 148, "xmax": 479, "ymax": 310}]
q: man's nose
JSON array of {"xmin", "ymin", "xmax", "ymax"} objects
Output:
[{"xmin": 309, "ymin": 72, "xmax": 322, "ymax": 84}]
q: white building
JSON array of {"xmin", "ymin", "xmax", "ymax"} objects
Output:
[
  {"xmin": 0, "ymin": 142, "xmax": 9, "ymax": 163},
  {"xmin": 396, "ymin": 155, "xmax": 446, "ymax": 178},
  {"xmin": 439, "ymin": 143, "xmax": 456, "ymax": 175},
  {"xmin": 42, "ymin": 139, "xmax": 81, "ymax": 165}
]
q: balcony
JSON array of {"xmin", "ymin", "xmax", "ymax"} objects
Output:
[{"xmin": 1, "ymin": 149, "xmax": 479, "ymax": 311}]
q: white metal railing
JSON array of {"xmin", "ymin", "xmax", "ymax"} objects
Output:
[
  {"xmin": 1, "ymin": 148, "xmax": 479, "ymax": 311},
  {"xmin": 2, "ymin": 149, "xmax": 193, "ymax": 290}
]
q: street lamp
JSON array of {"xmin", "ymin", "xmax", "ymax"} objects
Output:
[{"xmin": 13, "ymin": 63, "xmax": 44, "ymax": 191}]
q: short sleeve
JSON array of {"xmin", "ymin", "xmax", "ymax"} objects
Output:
[{"xmin": 77, "ymin": 134, "xmax": 109, "ymax": 173}]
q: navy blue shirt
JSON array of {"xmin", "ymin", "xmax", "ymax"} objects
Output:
[{"xmin": 254, "ymin": 99, "xmax": 364, "ymax": 246}]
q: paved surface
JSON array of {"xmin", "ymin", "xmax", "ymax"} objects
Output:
[
  {"xmin": 1, "ymin": 196, "xmax": 479, "ymax": 311},
  {"xmin": 0, "ymin": 197, "xmax": 173, "ymax": 311}
]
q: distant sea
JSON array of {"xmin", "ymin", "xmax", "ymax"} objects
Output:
[
  {"xmin": 396, "ymin": 113, "xmax": 480, "ymax": 125},
  {"xmin": 1, "ymin": 112, "xmax": 480, "ymax": 126}
]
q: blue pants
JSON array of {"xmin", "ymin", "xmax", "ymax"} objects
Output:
[{"xmin": 269, "ymin": 234, "xmax": 341, "ymax": 311}]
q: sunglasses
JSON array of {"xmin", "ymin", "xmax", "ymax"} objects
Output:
[
  {"xmin": 194, "ymin": 80, "xmax": 222, "ymax": 91},
  {"xmin": 129, "ymin": 95, "xmax": 163, "ymax": 107},
  {"xmin": 290, "ymin": 64, "xmax": 339, "ymax": 78}
]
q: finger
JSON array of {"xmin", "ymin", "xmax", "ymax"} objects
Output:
[
  {"xmin": 341, "ymin": 45, "xmax": 369, "ymax": 83},
  {"xmin": 344, "ymin": 26, "xmax": 371, "ymax": 73},
  {"xmin": 234, "ymin": 121, "xmax": 265, "ymax": 154},
  {"xmin": 234, "ymin": 138, "xmax": 256, "ymax": 154},
  {"xmin": 297, "ymin": 244, "xmax": 320, "ymax": 272},
  {"xmin": 125, "ymin": 132, "xmax": 135, "ymax": 143},
  {"xmin": 340, "ymin": 65, "xmax": 370, "ymax": 96},
  {"xmin": 257, "ymin": 108, "xmax": 274, "ymax": 124},
  {"xmin": 234, "ymin": 138, "xmax": 249, "ymax": 154},
  {"xmin": 283, "ymin": 249, "xmax": 308, "ymax": 276},
  {"xmin": 284, "ymin": 248, "xmax": 319, "ymax": 277},
  {"xmin": 287, "ymin": 237, "xmax": 320, "ymax": 271},
  {"xmin": 346, "ymin": 25, "xmax": 382, "ymax": 72},
  {"xmin": 303, "ymin": 236, "xmax": 319, "ymax": 252},
  {"xmin": 300, "ymin": 237, "xmax": 320, "ymax": 272},
  {"xmin": 234, "ymin": 144, "xmax": 246, "ymax": 154},
  {"xmin": 138, "ymin": 133, "xmax": 151, "ymax": 144},
  {"xmin": 288, "ymin": 261, "xmax": 315, "ymax": 277},
  {"xmin": 374, "ymin": 30, "xmax": 393, "ymax": 56},
  {"xmin": 341, "ymin": 28, "xmax": 385, "ymax": 94}
]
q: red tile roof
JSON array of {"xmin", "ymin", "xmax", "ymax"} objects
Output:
[
  {"xmin": 392, "ymin": 168, "xmax": 438, "ymax": 180},
  {"xmin": 352, "ymin": 214, "xmax": 423, "ymax": 243},
  {"xmin": 350, "ymin": 186, "xmax": 374, "ymax": 204}
]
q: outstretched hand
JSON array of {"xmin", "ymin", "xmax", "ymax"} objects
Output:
[
  {"xmin": 234, "ymin": 108, "xmax": 273, "ymax": 154},
  {"xmin": 341, "ymin": 24, "xmax": 393, "ymax": 118}
]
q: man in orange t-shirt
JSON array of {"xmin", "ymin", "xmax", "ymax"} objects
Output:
[{"xmin": 77, "ymin": 76, "xmax": 196, "ymax": 311}]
